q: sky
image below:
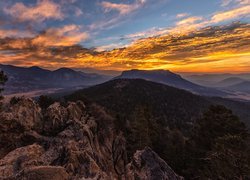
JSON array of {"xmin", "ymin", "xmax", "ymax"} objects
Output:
[{"xmin": 0, "ymin": 0, "xmax": 249, "ymax": 72}]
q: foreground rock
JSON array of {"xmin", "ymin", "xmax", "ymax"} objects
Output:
[
  {"xmin": 127, "ymin": 147, "xmax": 184, "ymax": 180},
  {"xmin": 0, "ymin": 98, "xmax": 182, "ymax": 179}
]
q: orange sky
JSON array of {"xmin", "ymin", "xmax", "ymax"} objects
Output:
[
  {"xmin": 1, "ymin": 22, "xmax": 249, "ymax": 73},
  {"xmin": 0, "ymin": 0, "xmax": 250, "ymax": 73}
]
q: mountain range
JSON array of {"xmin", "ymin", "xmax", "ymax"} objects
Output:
[
  {"xmin": 0, "ymin": 64, "xmax": 111, "ymax": 95},
  {"xmin": 3, "ymin": 64, "xmax": 250, "ymax": 101},
  {"xmin": 184, "ymin": 73, "xmax": 250, "ymax": 87},
  {"xmin": 1, "ymin": 68, "xmax": 249, "ymax": 179},
  {"xmin": 227, "ymin": 80, "xmax": 250, "ymax": 93}
]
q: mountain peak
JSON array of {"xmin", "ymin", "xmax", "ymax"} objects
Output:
[
  {"xmin": 120, "ymin": 69, "xmax": 179, "ymax": 78},
  {"xmin": 28, "ymin": 66, "xmax": 46, "ymax": 71},
  {"xmin": 123, "ymin": 69, "xmax": 172, "ymax": 73},
  {"xmin": 116, "ymin": 69, "xmax": 226, "ymax": 96},
  {"xmin": 54, "ymin": 67, "xmax": 76, "ymax": 73}
]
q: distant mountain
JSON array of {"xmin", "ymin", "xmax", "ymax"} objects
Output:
[
  {"xmin": 115, "ymin": 69, "xmax": 227, "ymax": 96},
  {"xmin": 74, "ymin": 68, "xmax": 121, "ymax": 76},
  {"xmin": 215, "ymin": 77, "xmax": 246, "ymax": 87},
  {"xmin": 184, "ymin": 73, "xmax": 250, "ymax": 87},
  {"xmin": 226, "ymin": 81, "xmax": 250, "ymax": 93},
  {"xmin": 0, "ymin": 64, "xmax": 111, "ymax": 94}
]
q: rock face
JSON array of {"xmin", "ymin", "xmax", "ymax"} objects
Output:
[
  {"xmin": 127, "ymin": 147, "xmax": 184, "ymax": 180},
  {"xmin": 0, "ymin": 98, "xmax": 182, "ymax": 179}
]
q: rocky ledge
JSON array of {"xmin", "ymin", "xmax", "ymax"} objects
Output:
[{"xmin": 0, "ymin": 98, "xmax": 183, "ymax": 180}]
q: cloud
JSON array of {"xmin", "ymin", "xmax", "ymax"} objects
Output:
[
  {"xmin": 94, "ymin": 22, "xmax": 250, "ymax": 71},
  {"xmin": 32, "ymin": 25, "xmax": 88, "ymax": 47},
  {"xmin": 0, "ymin": 24, "xmax": 88, "ymax": 51},
  {"xmin": 100, "ymin": 0, "xmax": 146, "ymax": 15},
  {"xmin": 75, "ymin": 7, "xmax": 83, "ymax": 17},
  {"xmin": 4, "ymin": 0, "xmax": 64, "ymax": 23},
  {"xmin": 1, "ymin": 22, "xmax": 249, "ymax": 72},
  {"xmin": 176, "ymin": 13, "xmax": 189, "ymax": 19},
  {"xmin": 176, "ymin": 16, "xmax": 203, "ymax": 26},
  {"xmin": 221, "ymin": 0, "xmax": 250, "ymax": 7},
  {"xmin": 211, "ymin": 5, "xmax": 250, "ymax": 23},
  {"xmin": 95, "ymin": 42, "xmax": 128, "ymax": 52},
  {"xmin": 0, "ymin": 29, "xmax": 34, "ymax": 38},
  {"xmin": 123, "ymin": 27, "xmax": 170, "ymax": 41}
]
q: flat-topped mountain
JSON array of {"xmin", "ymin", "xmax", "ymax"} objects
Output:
[{"xmin": 115, "ymin": 69, "xmax": 227, "ymax": 96}]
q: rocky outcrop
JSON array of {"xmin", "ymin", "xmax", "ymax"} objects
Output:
[
  {"xmin": 17, "ymin": 166, "xmax": 69, "ymax": 180},
  {"xmin": 0, "ymin": 98, "xmax": 42, "ymax": 158},
  {"xmin": 0, "ymin": 97, "xmax": 182, "ymax": 179},
  {"xmin": 127, "ymin": 147, "xmax": 184, "ymax": 180}
]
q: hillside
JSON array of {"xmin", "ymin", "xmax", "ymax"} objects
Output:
[
  {"xmin": 67, "ymin": 78, "xmax": 250, "ymax": 128},
  {"xmin": 208, "ymin": 97, "xmax": 250, "ymax": 127},
  {"xmin": 66, "ymin": 78, "xmax": 250, "ymax": 178},
  {"xmin": 67, "ymin": 79, "xmax": 211, "ymax": 130}
]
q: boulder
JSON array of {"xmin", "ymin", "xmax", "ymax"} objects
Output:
[
  {"xmin": 17, "ymin": 166, "xmax": 69, "ymax": 180},
  {"xmin": 127, "ymin": 147, "xmax": 184, "ymax": 180},
  {"xmin": 0, "ymin": 144, "xmax": 44, "ymax": 179},
  {"xmin": 0, "ymin": 98, "xmax": 42, "ymax": 157}
]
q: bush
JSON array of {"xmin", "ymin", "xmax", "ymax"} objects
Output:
[
  {"xmin": 38, "ymin": 95, "xmax": 55, "ymax": 109},
  {"xmin": 10, "ymin": 96, "xmax": 23, "ymax": 105}
]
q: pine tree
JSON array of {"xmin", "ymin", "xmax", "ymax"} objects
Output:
[
  {"xmin": 128, "ymin": 105, "xmax": 157, "ymax": 151},
  {"xmin": 0, "ymin": 71, "xmax": 7, "ymax": 108},
  {"xmin": 189, "ymin": 105, "xmax": 250, "ymax": 179}
]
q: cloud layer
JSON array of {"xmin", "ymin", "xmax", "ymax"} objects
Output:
[
  {"xmin": 1, "ymin": 22, "xmax": 249, "ymax": 72},
  {"xmin": 0, "ymin": 0, "xmax": 249, "ymax": 72},
  {"xmin": 4, "ymin": 0, "xmax": 64, "ymax": 23},
  {"xmin": 101, "ymin": 0, "xmax": 146, "ymax": 15}
]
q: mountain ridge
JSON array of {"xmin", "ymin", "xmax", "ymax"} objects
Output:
[
  {"xmin": 0, "ymin": 64, "xmax": 111, "ymax": 95},
  {"xmin": 115, "ymin": 69, "xmax": 228, "ymax": 96},
  {"xmin": 67, "ymin": 78, "xmax": 250, "ymax": 129}
]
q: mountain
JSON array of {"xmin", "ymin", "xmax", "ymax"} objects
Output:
[
  {"xmin": 66, "ymin": 78, "xmax": 250, "ymax": 178},
  {"xmin": 0, "ymin": 97, "xmax": 182, "ymax": 179},
  {"xmin": 67, "ymin": 79, "xmax": 211, "ymax": 129},
  {"xmin": 214, "ymin": 77, "xmax": 246, "ymax": 87},
  {"xmin": 74, "ymin": 67, "xmax": 121, "ymax": 76},
  {"xmin": 115, "ymin": 69, "xmax": 227, "ymax": 96},
  {"xmin": 1, "ymin": 80, "xmax": 248, "ymax": 179},
  {"xmin": 226, "ymin": 80, "xmax": 250, "ymax": 93},
  {"xmin": 67, "ymin": 78, "xmax": 250, "ymax": 129},
  {"xmin": 0, "ymin": 64, "xmax": 111, "ymax": 95},
  {"xmin": 184, "ymin": 73, "xmax": 250, "ymax": 87}
]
